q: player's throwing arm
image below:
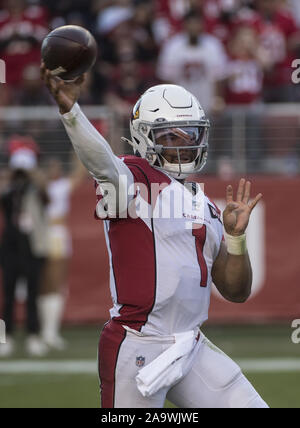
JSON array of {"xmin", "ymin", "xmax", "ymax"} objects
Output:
[{"xmin": 40, "ymin": 63, "xmax": 134, "ymax": 215}]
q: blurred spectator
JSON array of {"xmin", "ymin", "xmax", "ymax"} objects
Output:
[
  {"xmin": 223, "ymin": 26, "xmax": 272, "ymax": 105},
  {"xmin": 106, "ymin": 57, "xmax": 148, "ymax": 116},
  {"xmin": 0, "ymin": 166, "xmax": 10, "ymax": 193},
  {"xmin": 0, "ymin": 0, "xmax": 49, "ymax": 86},
  {"xmin": 198, "ymin": 0, "xmax": 243, "ymax": 43},
  {"xmin": 132, "ymin": 0, "xmax": 159, "ymax": 64},
  {"xmin": 45, "ymin": 0, "xmax": 93, "ymax": 29},
  {"xmin": 95, "ymin": 1, "xmax": 133, "ymax": 36},
  {"xmin": 156, "ymin": 9, "xmax": 227, "ymax": 113},
  {"xmin": 92, "ymin": 1, "xmax": 134, "ymax": 104},
  {"xmin": 154, "ymin": 0, "xmax": 241, "ymax": 43},
  {"xmin": 0, "ymin": 135, "xmax": 49, "ymax": 357},
  {"xmin": 253, "ymin": 0, "xmax": 300, "ymax": 102},
  {"xmin": 93, "ymin": 0, "xmax": 159, "ymax": 143},
  {"xmin": 15, "ymin": 63, "xmax": 52, "ymax": 106},
  {"xmin": 153, "ymin": 0, "xmax": 189, "ymax": 43},
  {"xmin": 221, "ymin": 26, "xmax": 272, "ymax": 171},
  {"xmin": 38, "ymin": 156, "xmax": 86, "ymax": 351},
  {"xmin": 289, "ymin": 0, "xmax": 300, "ymax": 26}
]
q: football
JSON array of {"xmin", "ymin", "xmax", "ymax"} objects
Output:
[{"xmin": 41, "ymin": 25, "xmax": 98, "ymax": 81}]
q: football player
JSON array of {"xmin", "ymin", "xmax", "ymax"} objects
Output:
[{"xmin": 41, "ymin": 65, "xmax": 268, "ymax": 409}]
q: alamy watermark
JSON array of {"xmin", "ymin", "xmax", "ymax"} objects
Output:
[
  {"xmin": 0, "ymin": 319, "xmax": 6, "ymax": 344},
  {"xmin": 291, "ymin": 320, "xmax": 300, "ymax": 344},
  {"xmin": 0, "ymin": 59, "xmax": 6, "ymax": 84},
  {"xmin": 95, "ymin": 176, "xmax": 206, "ymax": 229},
  {"xmin": 291, "ymin": 60, "xmax": 300, "ymax": 84}
]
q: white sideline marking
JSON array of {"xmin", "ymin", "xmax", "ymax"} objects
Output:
[
  {"xmin": 0, "ymin": 361, "xmax": 97, "ymax": 374},
  {"xmin": 239, "ymin": 359, "xmax": 300, "ymax": 373},
  {"xmin": 0, "ymin": 359, "xmax": 300, "ymax": 374}
]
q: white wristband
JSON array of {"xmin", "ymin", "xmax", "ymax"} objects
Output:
[{"xmin": 225, "ymin": 233, "xmax": 247, "ymax": 256}]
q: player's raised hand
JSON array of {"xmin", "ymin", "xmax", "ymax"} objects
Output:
[
  {"xmin": 41, "ymin": 62, "xmax": 85, "ymax": 115},
  {"xmin": 223, "ymin": 178, "xmax": 262, "ymax": 236}
]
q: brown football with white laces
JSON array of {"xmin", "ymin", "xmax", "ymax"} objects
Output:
[{"xmin": 41, "ymin": 25, "xmax": 98, "ymax": 81}]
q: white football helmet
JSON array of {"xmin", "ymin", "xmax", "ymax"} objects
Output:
[{"xmin": 124, "ymin": 84, "xmax": 210, "ymax": 179}]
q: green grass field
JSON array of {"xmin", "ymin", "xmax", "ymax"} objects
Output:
[{"xmin": 0, "ymin": 324, "xmax": 299, "ymax": 408}]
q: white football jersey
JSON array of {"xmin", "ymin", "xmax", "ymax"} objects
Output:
[
  {"xmin": 47, "ymin": 177, "xmax": 72, "ymax": 221},
  {"xmin": 157, "ymin": 33, "xmax": 227, "ymax": 112},
  {"xmin": 96, "ymin": 156, "xmax": 224, "ymax": 336}
]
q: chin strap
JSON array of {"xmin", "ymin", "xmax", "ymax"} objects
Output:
[
  {"xmin": 121, "ymin": 137, "xmax": 137, "ymax": 150},
  {"xmin": 121, "ymin": 137, "xmax": 157, "ymax": 165}
]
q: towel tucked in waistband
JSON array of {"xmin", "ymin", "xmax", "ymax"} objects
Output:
[{"xmin": 126, "ymin": 327, "xmax": 201, "ymax": 397}]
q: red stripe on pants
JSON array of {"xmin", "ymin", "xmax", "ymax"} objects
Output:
[{"xmin": 98, "ymin": 321, "xmax": 126, "ymax": 408}]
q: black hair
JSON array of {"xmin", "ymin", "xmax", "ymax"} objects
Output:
[
  {"xmin": 183, "ymin": 9, "xmax": 203, "ymax": 22},
  {"xmin": 11, "ymin": 168, "xmax": 29, "ymax": 182}
]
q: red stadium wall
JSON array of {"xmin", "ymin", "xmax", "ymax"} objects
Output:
[
  {"xmin": 0, "ymin": 177, "xmax": 299, "ymax": 325},
  {"xmin": 202, "ymin": 177, "xmax": 300, "ymax": 323}
]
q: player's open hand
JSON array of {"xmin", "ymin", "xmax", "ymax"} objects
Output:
[
  {"xmin": 41, "ymin": 62, "xmax": 85, "ymax": 115},
  {"xmin": 223, "ymin": 179, "xmax": 262, "ymax": 236}
]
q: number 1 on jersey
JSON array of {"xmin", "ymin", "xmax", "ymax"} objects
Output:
[{"xmin": 193, "ymin": 224, "xmax": 208, "ymax": 287}]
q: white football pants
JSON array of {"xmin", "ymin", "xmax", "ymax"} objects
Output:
[{"xmin": 98, "ymin": 321, "xmax": 269, "ymax": 408}]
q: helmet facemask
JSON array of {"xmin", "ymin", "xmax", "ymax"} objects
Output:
[{"xmin": 149, "ymin": 123, "xmax": 209, "ymax": 179}]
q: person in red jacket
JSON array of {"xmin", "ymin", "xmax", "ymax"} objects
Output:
[
  {"xmin": 0, "ymin": 0, "xmax": 49, "ymax": 86},
  {"xmin": 253, "ymin": 0, "xmax": 300, "ymax": 102}
]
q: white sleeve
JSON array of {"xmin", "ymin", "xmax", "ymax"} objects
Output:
[{"xmin": 61, "ymin": 103, "xmax": 134, "ymax": 214}]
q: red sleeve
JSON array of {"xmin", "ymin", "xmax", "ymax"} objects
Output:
[{"xmin": 276, "ymin": 11, "xmax": 299, "ymax": 38}]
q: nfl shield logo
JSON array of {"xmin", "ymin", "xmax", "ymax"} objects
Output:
[{"xmin": 136, "ymin": 356, "xmax": 145, "ymax": 368}]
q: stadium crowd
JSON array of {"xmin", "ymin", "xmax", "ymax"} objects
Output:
[
  {"xmin": 0, "ymin": 0, "xmax": 300, "ymax": 176},
  {"xmin": 0, "ymin": 0, "xmax": 300, "ymax": 109}
]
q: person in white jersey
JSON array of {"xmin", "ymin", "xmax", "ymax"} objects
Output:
[
  {"xmin": 38, "ymin": 157, "xmax": 85, "ymax": 350},
  {"xmin": 41, "ymin": 63, "xmax": 268, "ymax": 408},
  {"xmin": 157, "ymin": 10, "xmax": 227, "ymax": 113}
]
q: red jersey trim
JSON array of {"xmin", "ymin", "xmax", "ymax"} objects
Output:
[
  {"xmin": 107, "ymin": 162, "xmax": 159, "ymax": 332},
  {"xmin": 98, "ymin": 321, "xmax": 126, "ymax": 408}
]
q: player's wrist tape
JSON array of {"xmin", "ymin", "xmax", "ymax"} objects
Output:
[{"xmin": 225, "ymin": 232, "xmax": 247, "ymax": 256}]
